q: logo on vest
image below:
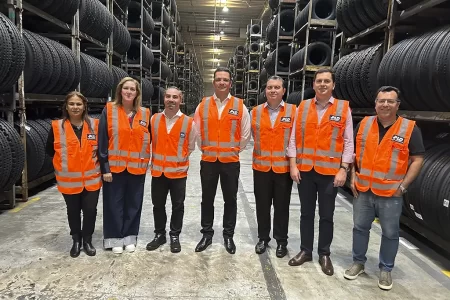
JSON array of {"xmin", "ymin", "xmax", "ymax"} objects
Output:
[
  {"xmin": 228, "ymin": 109, "xmax": 239, "ymax": 116},
  {"xmin": 280, "ymin": 117, "xmax": 291, "ymax": 123},
  {"xmin": 139, "ymin": 120, "xmax": 147, "ymax": 127},
  {"xmin": 392, "ymin": 135, "xmax": 405, "ymax": 144},
  {"xmin": 180, "ymin": 132, "xmax": 186, "ymax": 138},
  {"xmin": 329, "ymin": 115, "xmax": 341, "ymax": 122},
  {"xmin": 87, "ymin": 134, "xmax": 96, "ymax": 140}
]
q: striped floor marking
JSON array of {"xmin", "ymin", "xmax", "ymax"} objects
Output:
[{"xmin": 9, "ymin": 197, "xmax": 41, "ymax": 213}]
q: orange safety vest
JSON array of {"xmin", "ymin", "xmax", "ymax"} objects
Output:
[
  {"xmin": 199, "ymin": 96, "xmax": 244, "ymax": 163},
  {"xmin": 151, "ymin": 113, "xmax": 193, "ymax": 178},
  {"xmin": 106, "ymin": 102, "xmax": 151, "ymax": 175},
  {"xmin": 251, "ymin": 103, "xmax": 296, "ymax": 173},
  {"xmin": 52, "ymin": 118, "xmax": 102, "ymax": 195},
  {"xmin": 355, "ymin": 116, "xmax": 415, "ymax": 197},
  {"xmin": 295, "ymin": 98, "xmax": 349, "ymax": 175}
]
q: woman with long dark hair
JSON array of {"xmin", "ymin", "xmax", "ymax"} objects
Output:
[
  {"xmin": 98, "ymin": 77, "xmax": 151, "ymax": 254},
  {"xmin": 46, "ymin": 91, "xmax": 102, "ymax": 258}
]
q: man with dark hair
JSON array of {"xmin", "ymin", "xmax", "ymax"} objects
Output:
[
  {"xmin": 344, "ymin": 86, "xmax": 424, "ymax": 290},
  {"xmin": 287, "ymin": 68, "xmax": 354, "ymax": 276},
  {"xmin": 193, "ymin": 67, "xmax": 251, "ymax": 254},
  {"xmin": 251, "ymin": 75, "xmax": 295, "ymax": 258}
]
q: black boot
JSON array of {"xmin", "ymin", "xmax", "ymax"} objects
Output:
[
  {"xmin": 70, "ymin": 234, "xmax": 82, "ymax": 258},
  {"xmin": 83, "ymin": 236, "xmax": 96, "ymax": 256}
]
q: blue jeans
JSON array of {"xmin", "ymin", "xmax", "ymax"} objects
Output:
[{"xmin": 352, "ymin": 191, "xmax": 403, "ymax": 272}]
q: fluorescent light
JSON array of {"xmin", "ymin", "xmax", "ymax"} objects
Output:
[
  {"xmin": 221, "ymin": 20, "xmax": 226, "ymax": 24},
  {"xmin": 220, "ymin": 29, "xmax": 224, "ymax": 35},
  {"xmin": 222, "ymin": 6, "xmax": 229, "ymax": 12}
]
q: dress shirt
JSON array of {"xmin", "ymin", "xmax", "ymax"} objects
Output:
[
  {"xmin": 193, "ymin": 93, "xmax": 251, "ymax": 152},
  {"xmin": 151, "ymin": 109, "xmax": 197, "ymax": 155},
  {"xmin": 264, "ymin": 100, "xmax": 285, "ymax": 127},
  {"xmin": 287, "ymin": 97, "xmax": 354, "ymax": 164}
]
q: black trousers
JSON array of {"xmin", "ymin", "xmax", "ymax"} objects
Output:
[
  {"xmin": 151, "ymin": 174, "xmax": 187, "ymax": 236},
  {"xmin": 63, "ymin": 188, "xmax": 100, "ymax": 240},
  {"xmin": 253, "ymin": 169, "xmax": 293, "ymax": 246},
  {"xmin": 102, "ymin": 170, "xmax": 146, "ymax": 248},
  {"xmin": 298, "ymin": 169, "xmax": 337, "ymax": 256},
  {"xmin": 200, "ymin": 160, "xmax": 240, "ymax": 238}
]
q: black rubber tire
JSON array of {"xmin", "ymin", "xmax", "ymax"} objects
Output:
[
  {"xmin": 346, "ymin": 47, "xmax": 370, "ymax": 108},
  {"xmin": 297, "ymin": 0, "xmax": 337, "ymax": 30},
  {"xmin": 0, "ymin": 119, "xmax": 24, "ymax": 190},
  {"xmin": 0, "ymin": 12, "xmax": 25, "ymax": 92},
  {"xmin": 435, "ymin": 26, "xmax": 450, "ymax": 111},
  {"xmin": 80, "ymin": 53, "xmax": 114, "ymax": 98},
  {"xmin": 0, "ymin": 122, "xmax": 13, "ymax": 190},
  {"xmin": 30, "ymin": 120, "xmax": 53, "ymax": 177},
  {"xmin": 0, "ymin": 13, "xmax": 13, "ymax": 85},
  {"xmin": 80, "ymin": 0, "xmax": 114, "ymax": 44},
  {"xmin": 14, "ymin": 122, "xmax": 45, "ymax": 181},
  {"xmin": 290, "ymin": 42, "xmax": 332, "ymax": 72}
]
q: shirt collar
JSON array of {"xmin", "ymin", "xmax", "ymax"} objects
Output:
[
  {"xmin": 314, "ymin": 96, "xmax": 334, "ymax": 105},
  {"xmin": 264, "ymin": 100, "xmax": 285, "ymax": 110},
  {"xmin": 213, "ymin": 93, "xmax": 232, "ymax": 102},
  {"xmin": 163, "ymin": 109, "xmax": 182, "ymax": 119}
]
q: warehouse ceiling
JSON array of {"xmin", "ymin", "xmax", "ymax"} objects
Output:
[{"xmin": 176, "ymin": 0, "xmax": 270, "ymax": 95}]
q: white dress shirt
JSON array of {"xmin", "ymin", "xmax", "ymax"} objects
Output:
[
  {"xmin": 193, "ymin": 93, "xmax": 251, "ymax": 152},
  {"xmin": 151, "ymin": 109, "xmax": 197, "ymax": 154}
]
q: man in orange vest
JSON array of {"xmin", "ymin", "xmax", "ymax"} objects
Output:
[
  {"xmin": 344, "ymin": 86, "xmax": 424, "ymax": 290},
  {"xmin": 145, "ymin": 87, "xmax": 196, "ymax": 253},
  {"xmin": 287, "ymin": 68, "xmax": 354, "ymax": 276},
  {"xmin": 193, "ymin": 66, "xmax": 251, "ymax": 254},
  {"xmin": 251, "ymin": 75, "xmax": 296, "ymax": 258}
]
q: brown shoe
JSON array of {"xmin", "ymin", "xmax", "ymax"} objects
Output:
[
  {"xmin": 319, "ymin": 255, "xmax": 334, "ymax": 276},
  {"xmin": 288, "ymin": 250, "xmax": 312, "ymax": 266}
]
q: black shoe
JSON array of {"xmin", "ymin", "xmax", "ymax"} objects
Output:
[
  {"xmin": 255, "ymin": 240, "xmax": 268, "ymax": 254},
  {"xmin": 276, "ymin": 244, "xmax": 288, "ymax": 258},
  {"xmin": 70, "ymin": 234, "xmax": 81, "ymax": 258},
  {"xmin": 195, "ymin": 236, "xmax": 212, "ymax": 252},
  {"xmin": 83, "ymin": 236, "xmax": 96, "ymax": 256},
  {"xmin": 146, "ymin": 233, "xmax": 167, "ymax": 251},
  {"xmin": 224, "ymin": 237, "xmax": 236, "ymax": 254},
  {"xmin": 170, "ymin": 235, "xmax": 181, "ymax": 253}
]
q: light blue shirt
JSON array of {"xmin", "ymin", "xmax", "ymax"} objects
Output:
[{"xmin": 264, "ymin": 101, "xmax": 285, "ymax": 127}]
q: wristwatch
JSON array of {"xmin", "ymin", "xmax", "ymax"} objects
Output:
[
  {"xmin": 399, "ymin": 184, "xmax": 408, "ymax": 194},
  {"xmin": 340, "ymin": 165, "xmax": 349, "ymax": 172}
]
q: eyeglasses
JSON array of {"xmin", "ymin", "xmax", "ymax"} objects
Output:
[{"xmin": 376, "ymin": 99, "xmax": 399, "ymax": 105}]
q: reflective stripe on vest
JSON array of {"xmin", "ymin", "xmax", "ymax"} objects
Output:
[
  {"xmin": 296, "ymin": 99, "xmax": 346, "ymax": 165},
  {"xmin": 253, "ymin": 104, "xmax": 293, "ymax": 169},
  {"xmin": 152, "ymin": 114, "xmax": 190, "ymax": 174}
]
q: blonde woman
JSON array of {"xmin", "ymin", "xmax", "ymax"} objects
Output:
[{"xmin": 98, "ymin": 77, "xmax": 151, "ymax": 254}]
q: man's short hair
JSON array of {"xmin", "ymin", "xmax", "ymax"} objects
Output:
[
  {"xmin": 165, "ymin": 86, "xmax": 184, "ymax": 98},
  {"xmin": 376, "ymin": 86, "xmax": 401, "ymax": 101},
  {"xmin": 213, "ymin": 67, "xmax": 232, "ymax": 80},
  {"xmin": 266, "ymin": 75, "xmax": 285, "ymax": 87},
  {"xmin": 313, "ymin": 67, "xmax": 335, "ymax": 83}
]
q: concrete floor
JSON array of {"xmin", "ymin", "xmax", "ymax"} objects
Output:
[{"xmin": 1, "ymin": 144, "xmax": 450, "ymax": 299}]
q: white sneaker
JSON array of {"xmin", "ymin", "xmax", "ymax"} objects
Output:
[
  {"xmin": 112, "ymin": 246, "xmax": 123, "ymax": 254},
  {"xmin": 125, "ymin": 244, "xmax": 136, "ymax": 252}
]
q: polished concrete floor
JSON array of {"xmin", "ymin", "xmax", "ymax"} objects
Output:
[{"xmin": 1, "ymin": 145, "xmax": 450, "ymax": 299}]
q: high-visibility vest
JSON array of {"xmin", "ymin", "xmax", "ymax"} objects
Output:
[
  {"xmin": 106, "ymin": 102, "xmax": 151, "ymax": 175},
  {"xmin": 151, "ymin": 113, "xmax": 193, "ymax": 178},
  {"xmin": 199, "ymin": 96, "xmax": 244, "ymax": 163},
  {"xmin": 251, "ymin": 103, "xmax": 296, "ymax": 173},
  {"xmin": 52, "ymin": 118, "xmax": 102, "ymax": 195},
  {"xmin": 295, "ymin": 98, "xmax": 349, "ymax": 175},
  {"xmin": 355, "ymin": 116, "xmax": 415, "ymax": 197}
]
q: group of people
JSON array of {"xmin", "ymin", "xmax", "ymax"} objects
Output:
[{"xmin": 47, "ymin": 67, "xmax": 424, "ymax": 291}]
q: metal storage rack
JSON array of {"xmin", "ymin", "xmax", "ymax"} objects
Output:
[
  {"xmin": 244, "ymin": 19, "xmax": 263, "ymax": 108},
  {"xmin": 0, "ymin": 0, "xmax": 121, "ymax": 208},
  {"xmin": 123, "ymin": 0, "xmax": 152, "ymax": 107},
  {"xmin": 288, "ymin": 0, "xmax": 338, "ymax": 100},
  {"xmin": 342, "ymin": 0, "xmax": 450, "ymax": 120},
  {"xmin": 338, "ymin": 0, "xmax": 450, "ymax": 251}
]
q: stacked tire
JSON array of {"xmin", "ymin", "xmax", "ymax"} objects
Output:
[
  {"xmin": 80, "ymin": 53, "xmax": 114, "ymax": 98},
  {"xmin": 26, "ymin": 0, "xmax": 79, "ymax": 23},
  {"xmin": 336, "ymin": 0, "xmax": 388, "ymax": 37},
  {"xmin": 23, "ymin": 30, "xmax": 81, "ymax": 95},
  {"xmin": 0, "ymin": 13, "xmax": 26, "ymax": 92},
  {"xmin": 333, "ymin": 43, "xmax": 383, "ymax": 108},
  {"xmin": 377, "ymin": 26, "xmax": 450, "ymax": 111},
  {"xmin": 290, "ymin": 42, "xmax": 332, "ymax": 72},
  {"xmin": 79, "ymin": 0, "xmax": 114, "ymax": 44},
  {"xmin": 0, "ymin": 120, "xmax": 25, "ymax": 191}
]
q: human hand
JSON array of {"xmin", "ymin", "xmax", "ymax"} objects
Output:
[
  {"xmin": 290, "ymin": 166, "xmax": 301, "ymax": 184},
  {"xmin": 103, "ymin": 173, "xmax": 113, "ymax": 182},
  {"xmin": 333, "ymin": 169, "xmax": 347, "ymax": 187}
]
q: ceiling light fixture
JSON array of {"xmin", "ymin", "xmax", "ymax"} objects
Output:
[
  {"xmin": 222, "ymin": 6, "xmax": 229, "ymax": 12},
  {"xmin": 220, "ymin": 29, "xmax": 224, "ymax": 35}
]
